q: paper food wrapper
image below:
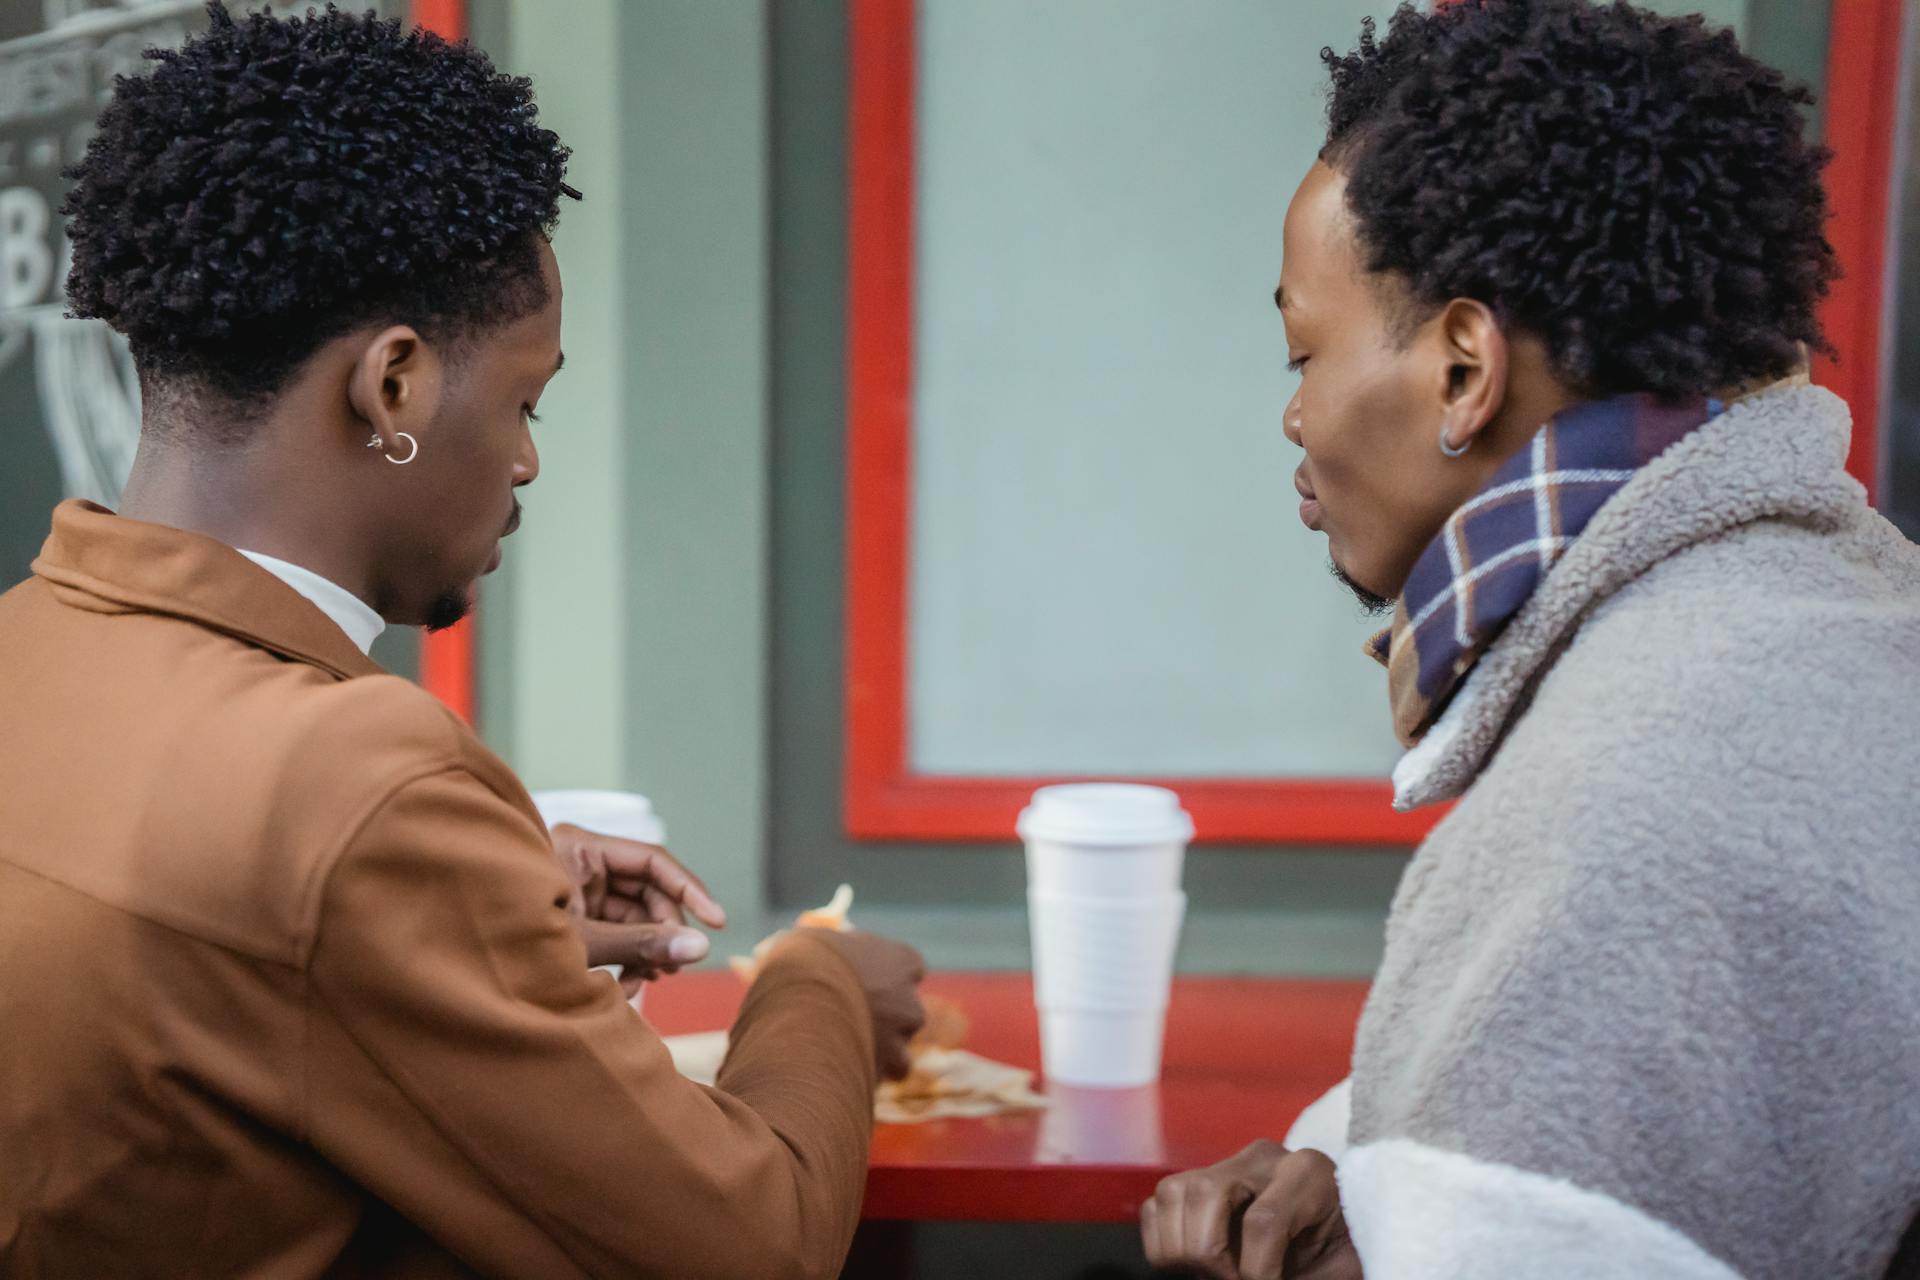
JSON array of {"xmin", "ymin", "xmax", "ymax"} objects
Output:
[
  {"xmin": 669, "ymin": 886, "xmax": 1047, "ymax": 1124},
  {"xmin": 874, "ymin": 1046, "xmax": 1047, "ymax": 1124},
  {"xmin": 663, "ymin": 1033, "xmax": 1046, "ymax": 1125},
  {"xmin": 662, "ymin": 1030, "xmax": 729, "ymax": 1085}
]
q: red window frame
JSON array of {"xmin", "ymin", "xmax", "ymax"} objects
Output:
[
  {"xmin": 1815, "ymin": 0, "xmax": 1904, "ymax": 503},
  {"xmin": 841, "ymin": 0, "xmax": 1904, "ymax": 844}
]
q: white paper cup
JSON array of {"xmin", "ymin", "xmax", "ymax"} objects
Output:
[
  {"xmin": 1028, "ymin": 890, "xmax": 1186, "ymax": 1010},
  {"xmin": 1019, "ymin": 784, "xmax": 1192, "ymax": 899},
  {"xmin": 1026, "ymin": 889, "xmax": 1186, "ymax": 1087},
  {"xmin": 1020, "ymin": 785, "xmax": 1192, "ymax": 1087},
  {"xmin": 1039, "ymin": 1006, "xmax": 1171, "ymax": 1089},
  {"xmin": 531, "ymin": 790, "xmax": 667, "ymax": 1013}
]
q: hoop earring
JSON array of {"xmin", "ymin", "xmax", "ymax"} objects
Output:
[
  {"xmin": 385, "ymin": 431, "xmax": 419, "ymax": 465},
  {"xmin": 1439, "ymin": 423, "xmax": 1472, "ymax": 459}
]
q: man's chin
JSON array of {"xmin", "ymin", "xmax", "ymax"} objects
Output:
[
  {"xmin": 423, "ymin": 584, "xmax": 476, "ymax": 633},
  {"xmin": 1328, "ymin": 558, "xmax": 1393, "ymax": 616}
]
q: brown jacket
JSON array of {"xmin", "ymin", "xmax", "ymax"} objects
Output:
[{"xmin": 0, "ymin": 502, "xmax": 877, "ymax": 1279}]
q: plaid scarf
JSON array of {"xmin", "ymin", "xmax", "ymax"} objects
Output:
[{"xmin": 1367, "ymin": 392, "xmax": 1724, "ymax": 746}]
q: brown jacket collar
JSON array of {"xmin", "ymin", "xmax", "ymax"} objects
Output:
[{"xmin": 32, "ymin": 500, "xmax": 383, "ymax": 682}]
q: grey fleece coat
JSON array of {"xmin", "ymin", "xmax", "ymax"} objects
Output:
[{"xmin": 1338, "ymin": 383, "xmax": 1920, "ymax": 1279}]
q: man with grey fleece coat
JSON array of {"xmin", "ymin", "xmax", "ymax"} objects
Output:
[{"xmin": 1142, "ymin": 4, "xmax": 1920, "ymax": 1279}]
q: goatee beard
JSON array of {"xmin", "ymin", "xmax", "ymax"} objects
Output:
[
  {"xmin": 1330, "ymin": 560, "xmax": 1392, "ymax": 616},
  {"xmin": 424, "ymin": 587, "xmax": 473, "ymax": 633}
]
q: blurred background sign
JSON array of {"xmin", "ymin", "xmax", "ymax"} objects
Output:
[{"xmin": 0, "ymin": 1, "xmax": 198, "ymax": 580}]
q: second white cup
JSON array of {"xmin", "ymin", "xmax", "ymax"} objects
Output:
[
  {"xmin": 530, "ymin": 789, "xmax": 666, "ymax": 847},
  {"xmin": 1028, "ymin": 889, "xmax": 1187, "ymax": 1010}
]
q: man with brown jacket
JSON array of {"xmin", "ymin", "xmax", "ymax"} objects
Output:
[{"xmin": 0, "ymin": 7, "xmax": 924, "ymax": 1277}]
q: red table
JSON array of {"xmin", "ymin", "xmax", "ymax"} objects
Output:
[{"xmin": 644, "ymin": 972, "xmax": 1367, "ymax": 1224}]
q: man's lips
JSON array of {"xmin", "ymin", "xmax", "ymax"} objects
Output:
[
  {"xmin": 486, "ymin": 500, "xmax": 523, "ymax": 575},
  {"xmin": 1294, "ymin": 469, "xmax": 1323, "ymax": 531}
]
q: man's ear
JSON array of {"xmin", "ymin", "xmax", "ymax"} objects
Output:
[
  {"xmin": 1434, "ymin": 299, "xmax": 1509, "ymax": 454},
  {"xmin": 346, "ymin": 326, "xmax": 443, "ymax": 451}
]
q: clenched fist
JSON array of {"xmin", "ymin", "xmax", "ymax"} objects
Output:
[{"xmin": 1141, "ymin": 1140, "xmax": 1360, "ymax": 1280}]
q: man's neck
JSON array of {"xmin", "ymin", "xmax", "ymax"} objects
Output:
[{"xmin": 117, "ymin": 431, "xmax": 381, "ymax": 610}]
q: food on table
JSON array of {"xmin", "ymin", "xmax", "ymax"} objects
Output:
[{"xmin": 713, "ymin": 887, "xmax": 1046, "ymax": 1124}]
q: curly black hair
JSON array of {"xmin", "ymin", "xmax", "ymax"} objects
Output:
[
  {"xmin": 1321, "ymin": 0, "xmax": 1835, "ymax": 399},
  {"xmin": 62, "ymin": 2, "xmax": 576, "ymax": 409}
]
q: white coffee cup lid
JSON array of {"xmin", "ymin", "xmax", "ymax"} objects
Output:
[{"xmin": 1017, "ymin": 783, "xmax": 1194, "ymax": 846}]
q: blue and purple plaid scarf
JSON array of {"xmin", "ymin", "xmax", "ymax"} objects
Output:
[{"xmin": 1367, "ymin": 392, "xmax": 1724, "ymax": 746}]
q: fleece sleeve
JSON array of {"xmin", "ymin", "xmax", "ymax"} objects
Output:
[{"xmin": 1342, "ymin": 793, "xmax": 1916, "ymax": 1280}]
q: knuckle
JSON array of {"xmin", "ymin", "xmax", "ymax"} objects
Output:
[
  {"xmin": 1241, "ymin": 1200, "xmax": 1282, "ymax": 1236},
  {"xmin": 1291, "ymin": 1147, "xmax": 1337, "ymax": 1177},
  {"xmin": 1174, "ymin": 1178, "xmax": 1216, "ymax": 1212}
]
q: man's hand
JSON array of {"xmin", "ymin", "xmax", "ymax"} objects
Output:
[
  {"xmin": 548, "ymin": 822, "xmax": 728, "ymax": 995},
  {"xmin": 775, "ymin": 928, "xmax": 927, "ymax": 1081},
  {"xmin": 1141, "ymin": 1140, "xmax": 1361, "ymax": 1280}
]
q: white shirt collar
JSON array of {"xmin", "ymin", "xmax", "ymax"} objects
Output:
[{"xmin": 235, "ymin": 549, "xmax": 386, "ymax": 655}]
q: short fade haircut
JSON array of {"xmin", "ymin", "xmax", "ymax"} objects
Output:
[
  {"xmin": 1321, "ymin": 0, "xmax": 1836, "ymax": 399},
  {"xmin": 62, "ymin": 2, "xmax": 577, "ymax": 410}
]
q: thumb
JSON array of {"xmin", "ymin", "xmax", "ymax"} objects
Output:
[{"xmin": 578, "ymin": 918, "xmax": 711, "ymax": 971}]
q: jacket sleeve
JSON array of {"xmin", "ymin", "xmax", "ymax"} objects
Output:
[{"xmin": 302, "ymin": 765, "xmax": 876, "ymax": 1280}]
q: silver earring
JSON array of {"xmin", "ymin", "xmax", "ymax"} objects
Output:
[
  {"xmin": 1439, "ymin": 422, "xmax": 1472, "ymax": 458},
  {"xmin": 384, "ymin": 431, "xmax": 419, "ymax": 465}
]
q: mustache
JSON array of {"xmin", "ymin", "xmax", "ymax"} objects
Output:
[{"xmin": 504, "ymin": 498, "xmax": 522, "ymax": 537}]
